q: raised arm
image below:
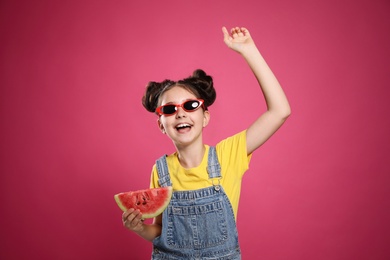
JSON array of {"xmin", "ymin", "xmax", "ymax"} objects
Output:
[{"xmin": 222, "ymin": 26, "xmax": 291, "ymax": 154}]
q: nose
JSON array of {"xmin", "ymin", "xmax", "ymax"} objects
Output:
[{"xmin": 175, "ymin": 106, "xmax": 187, "ymax": 118}]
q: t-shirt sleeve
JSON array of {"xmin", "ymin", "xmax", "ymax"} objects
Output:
[
  {"xmin": 149, "ymin": 164, "xmax": 160, "ymax": 188},
  {"xmin": 216, "ymin": 130, "xmax": 252, "ymax": 179}
]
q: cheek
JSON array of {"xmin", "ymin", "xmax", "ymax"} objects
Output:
[{"xmin": 159, "ymin": 117, "xmax": 171, "ymax": 129}]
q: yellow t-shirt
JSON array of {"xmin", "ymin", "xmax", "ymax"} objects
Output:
[{"xmin": 150, "ymin": 130, "xmax": 251, "ymax": 219}]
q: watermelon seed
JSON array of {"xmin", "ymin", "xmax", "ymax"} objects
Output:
[{"xmin": 142, "ymin": 192, "xmax": 150, "ymax": 201}]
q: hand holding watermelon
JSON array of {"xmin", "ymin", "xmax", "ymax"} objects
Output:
[{"xmin": 122, "ymin": 208, "xmax": 145, "ymax": 233}]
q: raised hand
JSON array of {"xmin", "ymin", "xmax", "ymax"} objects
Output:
[{"xmin": 222, "ymin": 26, "xmax": 256, "ymax": 54}]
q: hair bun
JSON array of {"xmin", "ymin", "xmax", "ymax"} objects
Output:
[
  {"xmin": 182, "ymin": 69, "xmax": 216, "ymax": 108},
  {"xmin": 142, "ymin": 80, "xmax": 175, "ymax": 112}
]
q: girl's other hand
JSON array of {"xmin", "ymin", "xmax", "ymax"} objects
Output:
[
  {"xmin": 122, "ymin": 208, "xmax": 144, "ymax": 233},
  {"xmin": 222, "ymin": 26, "xmax": 256, "ymax": 54}
]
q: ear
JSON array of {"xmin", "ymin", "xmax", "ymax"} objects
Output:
[
  {"xmin": 157, "ymin": 118, "xmax": 165, "ymax": 134},
  {"xmin": 202, "ymin": 110, "xmax": 210, "ymax": 128}
]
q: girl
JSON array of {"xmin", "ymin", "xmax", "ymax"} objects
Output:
[{"xmin": 122, "ymin": 26, "xmax": 291, "ymax": 259}]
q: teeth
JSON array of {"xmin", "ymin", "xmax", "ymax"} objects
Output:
[{"xmin": 176, "ymin": 123, "xmax": 190, "ymax": 128}]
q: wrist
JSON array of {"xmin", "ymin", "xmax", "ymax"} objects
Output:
[
  {"xmin": 134, "ymin": 223, "xmax": 145, "ymax": 234},
  {"xmin": 240, "ymin": 45, "xmax": 261, "ymax": 59}
]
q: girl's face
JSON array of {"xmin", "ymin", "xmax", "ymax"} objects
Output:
[{"xmin": 157, "ymin": 86, "xmax": 210, "ymax": 148}]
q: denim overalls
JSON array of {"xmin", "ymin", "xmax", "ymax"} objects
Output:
[{"xmin": 152, "ymin": 147, "xmax": 241, "ymax": 260}]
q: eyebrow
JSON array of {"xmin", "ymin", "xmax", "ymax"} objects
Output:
[{"xmin": 162, "ymin": 99, "xmax": 195, "ymax": 105}]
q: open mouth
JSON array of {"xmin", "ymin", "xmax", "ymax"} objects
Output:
[{"xmin": 175, "ymin": 123, "xmax": 192, "ymax": 132}]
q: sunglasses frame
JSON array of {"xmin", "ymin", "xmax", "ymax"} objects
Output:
[{"xmin": 155, "ymin": 99, "xmax": 205, "ymax": 116}]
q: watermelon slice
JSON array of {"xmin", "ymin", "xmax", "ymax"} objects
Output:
[{"xmin": 114, "ymin": 187, "xmax": 172, "ymax": 219}]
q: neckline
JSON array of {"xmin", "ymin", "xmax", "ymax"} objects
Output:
[{"xmin": 174, "ymin": 145, "xmax": 209, "ymax": 171}]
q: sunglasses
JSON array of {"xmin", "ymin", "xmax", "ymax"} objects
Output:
[{"xmin": 155, "ymin": 99, "xmax": 205, "ymax": 116}]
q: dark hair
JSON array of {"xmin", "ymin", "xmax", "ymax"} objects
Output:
[{"xmin": 142, "ymin": 69, "xmax": 216, "ymax": 113}]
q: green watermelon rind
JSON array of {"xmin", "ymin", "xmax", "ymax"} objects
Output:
[{"xmin": 114, "ymin": 186, "xmax": 173, "ymax": 219}]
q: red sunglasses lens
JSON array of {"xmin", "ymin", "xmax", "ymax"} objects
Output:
[
  {"xmin": 183, "ymin": 100, "xmax": 202, "ymax": 111},
  {"xmin": 161, "ymin": 105, "xmax": 177, "ymax": 115}
]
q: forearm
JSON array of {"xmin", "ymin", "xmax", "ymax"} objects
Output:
[
  {"xmin": 133, "ymin": 223, "xmax": 162, "ymax": 242},
  {"xmin": 241, "ymin": 45, "xmax": 291, "ymax": 117},
  {"xmin": 241, "ymin": 44, "xmax": 291, "ymax": 153}
]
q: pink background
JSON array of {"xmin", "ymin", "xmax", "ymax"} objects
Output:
[{"xmin": 1, "ymin": 0, "xmax": 390, "ymax": 259}]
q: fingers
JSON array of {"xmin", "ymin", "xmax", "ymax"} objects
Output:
[
  {"xmin": 122, "ymin": 208, "xmax": 144, "ymax": 231},
  {"xmin": 231, "ymin": 27, "xmax": 250, "ymax": 37},
  {"xmin": 222, "ymin": 26, "xmax": 233, "ymax": 45},
  {"xmin": 231, "ymin": 27, "xmax": 242, "ymax": 37},
  {"xmin": 222, "ymin": 26, "xmax": 249, "ymax": 36}
]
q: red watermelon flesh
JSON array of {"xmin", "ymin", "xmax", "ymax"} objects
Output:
[{"xmin": 114, "ymin": 187, "xmax": 172, "ymax": 219}]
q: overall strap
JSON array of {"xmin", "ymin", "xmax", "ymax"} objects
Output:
[
  {"xmin": 207, "ymin": 146, "xmax": 222, "ymax": 179},
  {"xmin": 155, "ymin": 155, "xmax": 172, "ymax": 187}
]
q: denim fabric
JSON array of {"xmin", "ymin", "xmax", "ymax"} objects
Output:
[{"xmin": 152, "ymin": 147, "xmax": 241, "ymax": 260}]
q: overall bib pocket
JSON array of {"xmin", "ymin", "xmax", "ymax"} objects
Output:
[{"xmin": 166, "ymin": 199, "xmax": 228, "ymax": 249}]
